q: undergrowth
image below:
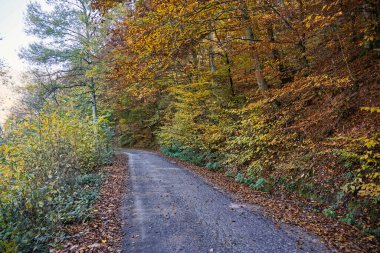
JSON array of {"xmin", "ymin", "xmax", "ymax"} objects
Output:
[
  {"xmin": 0, "ymin": 104, "xmax": 113, "ymax": 252},
  {"xmin": 160, "ymin": 146, "xmax": 221, "ymax": 171},
  {"xmin": 159, "ymin": 104, "xmax": 380, "ymax": 237},
  {"xmin": 0, "ymin": 172, "xmax": 103, "ymax": 252}
]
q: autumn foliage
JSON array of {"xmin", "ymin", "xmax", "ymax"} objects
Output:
[
  {"xmin": 94, "ymin": 0, "xmax": 380, "ymax": 238},
  {"xmin": 0, "ymin": 0, "xmax": 379, "ymax": 251},
  {"xmin": 0, "ymin": 103, "xmax": 113, "ymax": 251}
]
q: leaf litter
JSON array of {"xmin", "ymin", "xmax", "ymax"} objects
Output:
[{"xmin": 50, "ymin": 154, "xmax": 128, "ymax": 253}]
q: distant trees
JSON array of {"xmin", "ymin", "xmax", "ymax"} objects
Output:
[
  {"xmin": 0, "ymin": 60, "xmax": 9, "ymax": 86},
  {"xmin": 0, "ymin": 39, "xmax": 12, "ymax": 121},
  {"xmin": 0, "ymin": 38, "xmax": 10, "ymax": 86}
]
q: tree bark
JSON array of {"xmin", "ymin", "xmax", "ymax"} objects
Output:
[
  {"xmin": 267, "ymin": 24, "xmax": 294, "ymax": 86},
  {"xmin": 191, "ymin": 49, "xmax": 201, "ymax": 83},
  {"xmin": 296, "ymin": 0, "xmax": 309, "ymax": 70},
  {"xmin": 208, "ymin": 28, "xmax": 217, "ymax": 74},
  {"xmin": 90, "ymin": 77, "xmax": 98, "ymax": 122},
  {"xmin": 240, "ymin": 0, "xmax": 268, "ymax": 90},
  {"xmin": 225, "ymin": 53, "xmax": 235, "ymax": 96}
]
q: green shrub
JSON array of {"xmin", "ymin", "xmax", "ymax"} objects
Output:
[
  {"xmin": 235, "ymin": 172, "xmax": 245, "ymax": 183},
  {"xmin": 206, "ymin": 162, "xmax": 220, "ymax": 171},
  {"xmin": 160, "ymin": 146, "xmax": 220, "ymax": 168},
  {"xmin": 365, "ymin": 227, "xmax": 380, "ymax": 237},
  {"xmin": 340, "ymin": 211, "xmax": 355, "ymax": 225},
  {"xmin": 235, "ymin": 172, "xmax": 255, "ymax": 185},
  {"xmin": 76, "ymin": 173, "xmax": 103, "ymax": 186},
  {"xmin": 250, "ymin": 178, "xmax": 270, "ymax": 192},
  {"xmin": 0, "ymin": 105, "xmax": 113, "ymax": 252},
  {"xmin": 0, "ymin": 240, "xmax": 17, "ymax": 253},
  {"xmin": 323, "ymin": 208, "xmax": 337, "ymax": 218}
]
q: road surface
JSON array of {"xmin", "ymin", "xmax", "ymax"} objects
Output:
[{"xmin": 121, "ymin": 150, "xmax": 329, "ymax": 253}]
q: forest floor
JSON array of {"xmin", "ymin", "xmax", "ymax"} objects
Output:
[{"xmin": 50, "ymin": 154, "xmax": 128, "ymax": 253}]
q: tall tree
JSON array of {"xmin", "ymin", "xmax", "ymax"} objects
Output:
[
  {"xmin": 20, "ymin": 0, "xmax": 103, "ymax": 121},
  {"xmin": 0, "ymin": 38, "xmax": 11, "ymax": 86}
]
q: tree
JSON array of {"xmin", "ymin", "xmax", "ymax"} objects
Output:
[
  {"xmin": 20, "ymin": 0, "xmax": 103, "ymax": 121},
  {"xmin": 0, "ymin": 38, "xmax": 11, "ymax": 86},
  {"xmin": 0, "ymin": 60, "xmax": 9, "ymax": 86}
]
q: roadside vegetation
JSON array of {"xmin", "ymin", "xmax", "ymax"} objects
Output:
[
  {"xmin": 0, "ymin": 0, "xmax": 114, "ymax": 251},
  {"xmin": 0, "ymin": 103, "xmax": 112, "ymax": 252}
]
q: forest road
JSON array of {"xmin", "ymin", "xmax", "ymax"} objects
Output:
[{"xmin": 121, "ymin": 150, "xmax": 329, "ymax": 253}]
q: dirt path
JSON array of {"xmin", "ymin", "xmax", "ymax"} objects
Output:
[{"xmin": 121, "ymin": 150, "xmax": 329, "ymax": 253}]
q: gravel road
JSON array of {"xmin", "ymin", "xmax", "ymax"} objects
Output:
[{"xmin": 121, "ymin": 150, "xmax": 329, "ymax": 253}]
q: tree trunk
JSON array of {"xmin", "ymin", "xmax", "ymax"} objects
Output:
[
  {"xmin": 225, "ymin": 53, "xmax": 235, "ymax": 96},
  {"xmin": 208, "ymin": 30, "xmax": 217, "ymax": 74},
  {"xmin": 191, "ymin": 50, "xmax": 200, "ymax": 83},
  {"xmin": 296, "ymin": 0, "xmax": 309, "ymax": 70},
  {"xmin": 240, "ymin": 0, "xmax": 268, "ymax": 90},
  {"xmin": 267, "ymin": 24, "xmax": 294, "ymax": 86},
  {"xmin": 90, "ymin": 77, "xmax": 98, "ymax": 122}
]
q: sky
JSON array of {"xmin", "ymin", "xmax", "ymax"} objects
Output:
[{"xmin": 0, "ymin": 0, "xmax": 35, "ymax": 123}]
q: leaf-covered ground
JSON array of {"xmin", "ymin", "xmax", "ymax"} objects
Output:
[
  {"xmin": 50, "ymin": 154, "xmax": 127, "ymax": 253},
  {"xmin": 158, "ymin": 151, "xmax": 380, "ymax": 253}
]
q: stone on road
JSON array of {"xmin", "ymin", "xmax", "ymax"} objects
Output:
[{"xmin": 121, "ymin": 150, "xmax": 329, "ymax": 253}]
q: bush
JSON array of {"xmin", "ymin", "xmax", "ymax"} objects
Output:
[
  {"xmin": 323, "ymin": 208, "xmax": 337, "ymax": 218},
  {"xmin": 160, "ymin": 146, "xmax": 219, "ymax": 168},
  {"xmin": 235, "ymin": 172, "xmax": 255, "ymax": 185},
  {"xmin": 0, "ymin": 105, "xmax": 113, "ymax": 251},
  {"xmin": 340, "ymin": 211, "xmax": 355, "ymax": 225},
  {"xmin": 339, "ymin": 134, "xmax": 380, "ymax": 199},
  {"xmin": 250, "ymin": 178, "xmax": 271, "ymax": 192},
  {"xmin": 206, "ymin": 162, "xmax": 220, "ymax": 171},
  {"xmin": 365, "ymin": 227, "xmax": 380, "ymax": 238}
]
